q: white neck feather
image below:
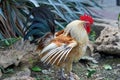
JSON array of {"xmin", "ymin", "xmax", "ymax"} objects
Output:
[{"xmin": 64, "ymin": 20, "xmax": 89, "ymax": 44}]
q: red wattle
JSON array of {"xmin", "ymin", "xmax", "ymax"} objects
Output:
[{"xmin": 85, "ymin": 25, "xmax": 91, "ymax": 34}]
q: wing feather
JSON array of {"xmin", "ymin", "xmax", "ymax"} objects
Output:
[
  {"xmin": 51, "ymin": 49, "xmax": 65, "ymax": 65},
  {"xmin": 47, "ymin": 46, "xmax": 64, "ymax": 65},
  {"xmin": 41, "ymin": 47, "xmax": 59, "ymax": 62},
  {"xmin": 57, "ymin": 47, "xmax": 72, "ymax": 65},
  {"xmin": 40, "ymin": 33, "xmax": 77, "ymax": 66}
]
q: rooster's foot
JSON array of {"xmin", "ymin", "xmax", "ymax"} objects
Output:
[
  {"xmin": 68, "ymin": 72, "xmax": 75, "ymax": 80},
  {"xmin": 67, "ymin": 72, "xmax": 80, "ymax": 80},
  {"xmin": 58, "ymin": 69, "xmax": 66, "ymax": 80}
]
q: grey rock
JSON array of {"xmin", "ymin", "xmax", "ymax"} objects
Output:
[
  {"xmin": 3, "ymin": 68, "xmax": 35, "ymax": 80},
  {"xmin": 42, "ymin": 69, "xmax": 51, "ymax": 74},
  {"xmin": 92, "ymin": 18, "xmax": 118, "ymax": 38},
  {"xmin": 0, "ymin": 70, "xmax": 2, "ymax": 78},
  {"xmin": 0, "ymin": 39, "xmax": 36, "ymax": 68},
  {"xmin": 14, "ymin": 67, "xmax": 31, "ymax": 77},
  {"xmin": 3, "ymin": 76, "xmax": 35, "ymax": 80},
  {"xmin": 0, "ymin": 50, "xmax": 25, "ymax": 68},
  {"xmin": 95, "ymin": 27, "xmax": 120, "ymax": 55}
]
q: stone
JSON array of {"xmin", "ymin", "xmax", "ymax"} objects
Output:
[
  {"xmin": 0, "ymin": 50, "xmax": 25, "ymax": 68},
  {"xmin": 42, "ymin": 69, "xmax": 51, "ymax": 74},
  {"xmin": 66, "ymin": 72, "xmax": 80, "ymax": 80},
  {"xmin": 3, "ymin": 68, "xmax": 35, "ymax": 80},
  {"xmin": 0, "ymin": 70, "xmax": 2, "ymax": 78},
  {"xmin": 95, "ymin": 27, "xmax": 120, "ymax": 55},
  {"xmin": 92, "ymin": 18, "xmax": 118, "ymax": 38},
  {"xmin": 14, "ymin": 67, "xmax": 31, "ymax": 77},
  {"xmin": 3, "ymin": 76, "xmax": 35, "ymax": 80},
  {"xmin": 0, "ymin": 39, "xmax": 36, "ymax": 68}
]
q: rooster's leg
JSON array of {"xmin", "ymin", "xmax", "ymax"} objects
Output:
[
  {"xmin": 68, "ymin": 72, "xmax": 75, "ymax": 80},
  {"xmin": 64, "ymin": 62, "xmax": 75, "ymax": 80},
  {"xmin": 58, "ymin": 68, "xmax": 66, "ymax": 80}
]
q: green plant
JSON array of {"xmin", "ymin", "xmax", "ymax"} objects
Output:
[
  {"xmin": 36, "ymin": 0, "xmax": 102, "ymax": 28},
  {"xmin": 0, "ymin": 66, "xmax": 14, "ymax": 74},
  {"xmin": 103, "ymin": 64, "xmax": 112, "ymax": 70},
  {"xmin": 0, "ymin": 0, "xmax": 36, "ymax": 39},
  {"xmin": 5, "ymin": 68, "xmax": 14, "ymax": 73},
  {"xmin": 0, "ymin": 37, "xmax": 21, "ymax": 48},
  {"xmin": 118, "ymin": 13, "xmax": 120, "ymax": 28},
  {"xmin": 0, "ymin": 0, "xmax": 101, "ymax": 40},
  {"xmin": 43, "ymin": 75, "xmax": 52, "ymax": 80},
  {"xmin": 87, "ymin": 68, "xmax": 96, "ymax": 78},
  {"xmin": 89, "ymin": 30, "xmax": 96, "ymax": 41},
  {"xmin": 31, "ymin": 66, "xmax": 42, "ymax": 72},
  {"xmin": 24, "ymin": 0, "xmax": 101, "ymax": 41}
]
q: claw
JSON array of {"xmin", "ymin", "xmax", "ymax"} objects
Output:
[
  {"xmin": 68, "ymin": 72, "xmax": 75, "ymax": 80},
  {"xmin": 67, "ymin": 72, "xmax": 80, "ymax": 80}
]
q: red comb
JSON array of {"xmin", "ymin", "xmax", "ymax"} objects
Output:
[
  {"xmin": 80, "ymin": 14, "xmax": 94, "ymax": 24},
  {"xmin": 80, "ymin": 14, "xmax": 94, "ymax": 34}
]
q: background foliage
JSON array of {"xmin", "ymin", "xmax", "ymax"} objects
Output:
[{"xmin": 0, "ymin": 0, "xmax": 101, "ymax": 47}]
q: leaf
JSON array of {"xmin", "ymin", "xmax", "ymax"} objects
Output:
[
  {"xmin": 31, "ymin": 66, "xmax": 41, "ymax": 72},
  {"xmin": 4, "ymin": 40, "xmax": 10, "ymax": 46},
  {"xmin": 0, "ymin": 66, "xmax": 5, "ymax": 73},
  {"xmin": 0, "ymin": 37, "xmax": 21, "ymax": 47},
  {"xmin": 0, "ymin": 33, "xmax": 4, "ymax": 39},
  {"xmin": 5, "ymin": 68, "xmax": 14, "ymax": 73},
  {"xmin": 118, "ymin": 13, "xmax": 120, "ymax": 20},
  {"xmin": 0, "ymin": 0, "xmax": 36, "ymax": 38},
  {"xmin": 1, "ymin": 0, "xmax": 102, "ymax": 39},
  {"xmin": 6, "ymin": 37, "xmax": 21, "ymax": 45},
  {"xmin": 118, "ymin": 13, "xmax": 120, "ymax": 28},
  {"xmin": 103, "ymin": 64, "xmax": 112, "ymax": 70},
  {"xmin": 29, "ymin": 0, "xmax": 39, "ymax": 7},
  {"xmin": 89, "ymin": 30, "xmax": 96, "ymax": 41},
  {"xmin": 0, "ymin": 8, "xmax": 5, "ymax": 19},
  {"xmin": 87, "ymin": 68, "xmax": 96, "ymax": 78}
]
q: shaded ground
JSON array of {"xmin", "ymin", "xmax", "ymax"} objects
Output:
[
  {"xmin": 31, "ymin": 56, "xmax": 120, "ymax": 80},
  {"xmin": 1, "ymin": 54, "xmax": 120, "ymax": 80}
]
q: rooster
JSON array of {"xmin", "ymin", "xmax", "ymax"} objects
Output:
[{"xmin": 25, "ymin": 6, "xmax": 94, "ymax": 80}]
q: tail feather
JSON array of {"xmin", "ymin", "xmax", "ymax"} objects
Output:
[{"xmin": 24, "ymin": 6, "xmax": 56, "ymax": 43}]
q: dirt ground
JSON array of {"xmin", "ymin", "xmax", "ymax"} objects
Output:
[
  {"xmin": 31, "ymin": 55, "xmax": 120, "ymax": 80},
  {"xmin": 1, "ymin": 54, "xmax": 120, "ymax": 80}
]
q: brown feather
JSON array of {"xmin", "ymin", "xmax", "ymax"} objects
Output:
[
  {"xmin": 36, "ymin": 32, "xmax": 54, "ymax": 51},
  {"xmin": 38, "ymin": 20, "xmax": 89, "ymax": 74}
]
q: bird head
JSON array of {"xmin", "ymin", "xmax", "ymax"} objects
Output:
[{"xmin": 80, "ymin": 14, "xmax": 94, "ymax": 34}]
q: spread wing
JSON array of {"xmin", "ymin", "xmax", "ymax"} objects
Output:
[{"xmin": 39, "ymin": 32, "xmax": 77, "ymax": 66}]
